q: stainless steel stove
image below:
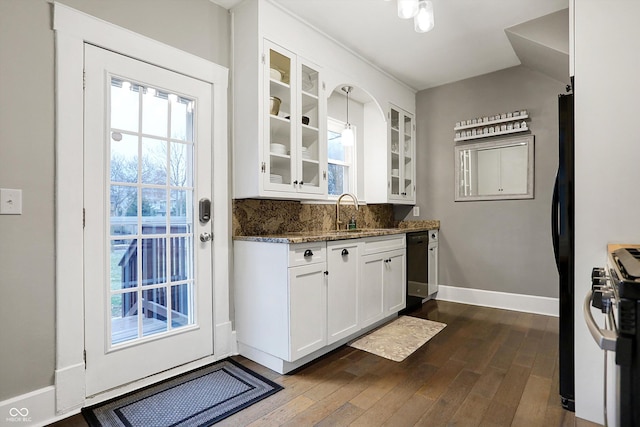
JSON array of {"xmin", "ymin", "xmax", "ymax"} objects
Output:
[{"xmin": 587, "ymin": 244, "xmax": 640, "ymax": 426}]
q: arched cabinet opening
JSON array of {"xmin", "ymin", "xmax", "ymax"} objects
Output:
[{"xmin": 326, "ymin": 85, "xmax": 386, "ymax": 201}]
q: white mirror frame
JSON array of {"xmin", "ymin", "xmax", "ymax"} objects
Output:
[{"xmin": 454, "ymin": 135, "xmax": 534, "ymax": 202}]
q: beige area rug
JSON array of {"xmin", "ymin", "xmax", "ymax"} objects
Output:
[{"xmin": 349, "ymin": 316, "xmax": 446, "ymax": 362}]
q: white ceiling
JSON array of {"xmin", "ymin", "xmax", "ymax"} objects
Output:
[{"xmin": 213, "ymin": 0, "xmax": 569, "ymax": 91}]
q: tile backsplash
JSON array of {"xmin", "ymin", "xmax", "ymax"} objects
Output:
[{"xmin": 233, "ymin": 199, "xmax": 395, "ymax": 236}]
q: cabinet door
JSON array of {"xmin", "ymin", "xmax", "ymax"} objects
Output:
[
  {"xmin": 327, "ymin": 241, "xmax": 360, "ymax": 344},
  {"xmin": 360, "ymin": 253, "xmax": 385, "ymax": 328},
  {"xmin": 296, "ymin": 58, "xmax": 326, "ymax": 195},
  {"xmin": 264, "ymin": 41, "xmax": 296, "ymax": 192},
  {"xmin": 384, "ymin": 250, "xmax": 406, "ymax": 314},
  {"xmin": 389, "ymin": 105, "xmax": 415, "ymax": 203},
  {"xmin": 288, "ymin": 263, "xmax": 327, "ymax": 361},
  {"xmin": 499, "ymin": 144, "xmax": 528, "ymax": 194}
]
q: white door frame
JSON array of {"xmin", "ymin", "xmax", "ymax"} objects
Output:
[{"xmin": 53, "ymin": 3, "xmax": 232, "ymax": 414}]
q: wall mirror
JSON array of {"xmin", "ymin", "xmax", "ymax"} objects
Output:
[{"xmin": 455, "ymin": 135, "xmax": 534, "ymax": 201}]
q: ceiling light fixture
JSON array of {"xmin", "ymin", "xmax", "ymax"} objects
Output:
[
  {"xmin": 341, "ymin": 86, "xmax": 354, "ymax": 147},
  {"xmin": 397, "ymin": 0, "xmax": 418, "ymax": 19},
  {"xmin": 414, "ymin": 0, "xmax": 435, "ymax": 33}
]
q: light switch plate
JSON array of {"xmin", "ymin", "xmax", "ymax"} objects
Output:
[
  {"xmin": 412, "ymin": 206, "xmax": 420, "ymax": 216},
  {"xmin": 0, "ymin": 188, "xmax": 22, "ymax": 214}
]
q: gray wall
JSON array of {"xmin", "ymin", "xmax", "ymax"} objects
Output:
[
  {"xmin": 0, "ymin": 0, "xmax": 229, "ymax": 401},
  {"xmin": 399, "ymin": 66, "xmax": 566, "ymax": 298}
]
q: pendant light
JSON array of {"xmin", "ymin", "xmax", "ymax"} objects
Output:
[
  {"xmin": 414, "ymin": 0, "xmax": 435, "ymax": 33},
  {"xmin": 397, "ymin": 0, "xmax": 419, "ymax": 19},
  {"xmin": 341, "ymin": 86, "xmax": 354, "ymax": 146}
]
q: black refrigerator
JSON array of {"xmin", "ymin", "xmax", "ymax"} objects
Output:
[{"xmin": 552, "ymin": 90, "xmax": 575, "ymax": 411}]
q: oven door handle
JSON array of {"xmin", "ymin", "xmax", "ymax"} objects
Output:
[{"xmin": 583, "ymin": 290, "xmax": 617, "ymax": 351}]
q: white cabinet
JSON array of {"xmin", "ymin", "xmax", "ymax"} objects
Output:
[
  {"xmin": 476, "ymin": 143, "xmax": 528, "ymax": 195},
  {"xmin": 389, "ymin": 105, "xmax": 416, "ymax": 203},
  {"xmin": 234, "ymin": 240, "xmax": 326, "ymax": 363},
  {"xmin": 360, "ymin": 235, "xmax": 406, "ymax": 328},
  {"xmin": 289, "ymin": 262, "xmax": 327, "ymax": 360},
  {"xmin": 234, "ymin": 233, "xmax": 406, "ymax": 373},
  {"xmin": 326, "ymin": 240, "xmax": 360, "ymax": 344},
  {"xmin": 365, "ymin": 104, "xmax": 416, "ymax": 205},
  {"xmin": 233, "ymin": 21, "xmax": 326, "ymax": 199},
  {"xmin": 264, "ymin": 41, "xmax": 325, "ymax": 197}
]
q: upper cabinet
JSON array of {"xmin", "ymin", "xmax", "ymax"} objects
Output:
[
  {"xmin": 264, "ymin": 42, "xmax": 325, "ymax": 197},
  {"xmin": 365, "ymin": 104, "xmax": 416, "ymax": 205},
  {"xmin": 389, "ymin": 105, "xmax": 415, "ymax": 203},
  {"xmin": 233, "ymin": 36, "xmax": 326, "ymax": 200},
  {"xmin": 231, "ymin": 0, "xmax": 416, "ymax": 203}
]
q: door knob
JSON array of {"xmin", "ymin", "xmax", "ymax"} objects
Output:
[{"xmin": 199, "ymin": 232, "xmax": 213, "ymax": 242}]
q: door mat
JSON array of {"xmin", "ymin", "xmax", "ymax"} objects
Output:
[
  {"xmin": 82, "ymin": 358, "xmax": 282, "ymax": 427},
  {"xmin": 349, "ymin": 316, "xmax": 446, "ymax": 362}
]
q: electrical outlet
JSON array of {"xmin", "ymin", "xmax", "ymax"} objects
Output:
[
  {"xmin": 412, "ymin": 206, "xmax": 420, "ymax": 217},
  {"xmin": 0, "ymin": 188, "xmax": 22, "ymax": 215}
]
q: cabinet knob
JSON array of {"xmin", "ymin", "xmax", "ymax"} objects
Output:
[
  {"xmin": 293, "ymin": 180, "xmax": 298, "ymax": 185},
  {"xmin": 341, "ymin": 248, "xmax": 349, "ymax": 256},
  {"xmin": 304, "ymin": 249, "xmax": 313, "ymax": 257},
  {"xmin": 300, "ymin": 181, "xmax": 304, "ymax": 186},
  {"xmin": 324, "ymin": 271, "xmax": 329, "ymax": 276}
]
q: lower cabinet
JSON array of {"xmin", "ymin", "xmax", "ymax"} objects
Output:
[
  {"xmin": 360, "ymin": 236, "xmax": 406, "ymax": 328},
  {"xmin": 327, "ymin": 240, "xmax": 360, "ymax": 344},
  {"xmin": 289, "ymin": 263, "xmax": 328, "ymax": 360},
  {"xmin": 234, "ymin": 234, "xmax": 406, "ymax": 373}
]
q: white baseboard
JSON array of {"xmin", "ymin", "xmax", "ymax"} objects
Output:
[
  {"xmin": 0, "ymin": 386, "xmax": 69, "ymax": 427},
  {"xmin": 436, "ymin": 285, "xmax": 559, "ymax": 317}
]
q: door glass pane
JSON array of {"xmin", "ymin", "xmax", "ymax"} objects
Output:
[
  {"xmin": 110, "ymin": 132, "xmax": 138, "ymax": 183},
  {"xmin": 111, "ymin": 292, "xmax": 139, "ymax": 344},
  {"xmin": 141, "ymin": 138, "xmax": 167, "ymax": 185},
  {"xmin": 110, "ymin": 185, "xmax": 138, "ymax": 235},
  {"xmin": 111, "ymin": 79, "xmax": 139, "ymax": 132},
  {"xmin": 108, "ymin": 77, "xmax": 197, "ymax": 346},
  {"xmin": 141, "ymin": 188, "xmax": 167, "ymax": 234},
  {"xmin": 171, "ymin": 98, "xmax": 194, "ymax": 142},
  {"xmin": 142, "ymin": 288, "xmax": 168, "ymax": 337},
  {"xmin": 171, "ymin": 284, "xmax": 192, "ymax": 328},
  {"xmin": 111, "ymin": 239, "xmax": 136, "ymax": 290},
  {"xmin": 141, "ymin": 238, "xmax": 167, "ymax": 286},
  {"xmin": 170, "ymin": 236, "xmax": 193, "ymax": 282},
  {"xmin": 170, "ymin": 142, "xmax": 193, "ymax": 187},
  {"xmin": 142, "ymin": 88, "xmax": 168, "ymax": 137}
]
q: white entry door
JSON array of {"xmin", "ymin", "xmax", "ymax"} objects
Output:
[{"xmin": 83, "ymin": 45, "xmax": 214, "ymax": 396}]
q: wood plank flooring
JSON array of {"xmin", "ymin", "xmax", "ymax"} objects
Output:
[{"xmin": 49, "ymin": 300, "xmax": 602, "ymax": 427}]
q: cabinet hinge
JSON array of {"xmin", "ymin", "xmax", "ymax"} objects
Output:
[
  {"xmin": 83, "ymin": 350, "xmax": 87, "ymax": 368},
  {"xmin": 83, "ymin": 70, "xmax": 86, "ymax": 90},
  {"xmin": 388, "ymin": 111, "xmax": 391, "ymax": 120},
  {"xmin": 83, "ymin": 208, "xmax": 85, "ymax": 228},
  {"xmin": 261, "ymin": 162, "xmax": 266, "ymax": 173},
  {"xmin": 322, "ymin": 81, "xmax": 326, "ymax": 91},
  {"xmin": 322, "ymin": 170, "xmax": 327, "ymax": 180},
  {"xmin": 261, "ymin": 53, "xmax": 265, "ymax": 65},
  {"xmin": 388, "ymin": 181, "xmax": 391, "ymax": 189}
]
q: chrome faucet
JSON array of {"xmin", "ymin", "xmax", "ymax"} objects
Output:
[{"xmin": 336, "ymin": 193, "xmax": 359, "ymax": 230}]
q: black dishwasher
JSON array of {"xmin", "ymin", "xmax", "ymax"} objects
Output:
[{"xmin": 403, "ymin": 231, "xmax": 429, "ymax": 313}]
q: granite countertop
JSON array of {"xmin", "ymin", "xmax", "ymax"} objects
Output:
[{"xmin": 233, "ymin": 220, "xmax": 440, "ymax": 244}]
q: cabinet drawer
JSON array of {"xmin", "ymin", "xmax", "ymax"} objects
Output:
[
  {"xmin": 362, "ymin": 235, "xmax": 406, "ymax": 255},
  {"xmin": 289, "ymin": 242, "xmax": 326, "ymax": 267}
]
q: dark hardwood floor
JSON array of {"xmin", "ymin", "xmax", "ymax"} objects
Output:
[{"xmin": 50, "ymin": 300, "xmax": 601, "ymax": 426}]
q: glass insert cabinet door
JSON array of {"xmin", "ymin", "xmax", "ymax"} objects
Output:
[
  {"xmin": 264, "ymin": 40, "xmax": 325, "ymax": 195},
  {"xmin": 389, "ymin": 105, "xmax": 415, "ymax": 201}
]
